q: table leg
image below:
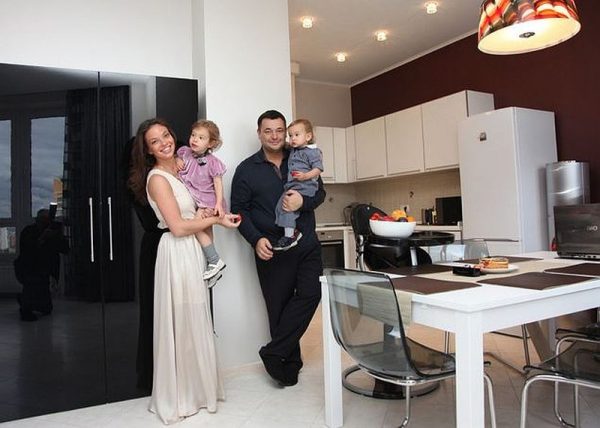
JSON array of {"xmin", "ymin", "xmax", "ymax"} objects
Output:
[
  {"xmin": 454, "ymin": 313, "xmax": 485, "ymax": 428},
  {"xmin": 322, "ymin": 281, "xmax": 343, "ymax": 428}
]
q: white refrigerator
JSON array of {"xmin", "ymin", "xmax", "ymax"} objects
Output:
[{"xmin": 458, "ymin": 107, "xmax": 558, "ymax": 256}]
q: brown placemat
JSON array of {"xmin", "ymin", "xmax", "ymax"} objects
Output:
[
  {"xmin": 545, "ymin": 263, "xmax": 600, "ymax": 277},
  {"xmin": 391, "ymin": 276, "xmax": 481, "ymax": 294},
  {"xmin": 381, "ymin": 264, "xmax": 453, "ymax": 276},
  {"xmin": 477, "ymin": 272, "xmax": 593, "ymax": 290},
  {"xmin": 462, "ymin": 256, "xmax": 543, "ymax": 264}
]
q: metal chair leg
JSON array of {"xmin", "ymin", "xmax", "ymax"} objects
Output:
[
  {"xmin": 521, "ymin": 325, "xmax": 531, "ymax": 367},
  {"xmin": 484, "ymin": 373, "xmax": 497, "ymax": 428},
  {"xmin": 400, "ymin": 385, "xmax": 411, "ymax": 428}
]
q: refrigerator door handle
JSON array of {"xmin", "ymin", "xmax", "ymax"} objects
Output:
[{"xmin": 88, "ymin": 197, "xmax": 95, "ymax": 263}]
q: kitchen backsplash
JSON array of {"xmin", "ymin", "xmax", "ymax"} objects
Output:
[{"xmin": 316, "ymin": 169, "xmax": 461, "ymax": 223}]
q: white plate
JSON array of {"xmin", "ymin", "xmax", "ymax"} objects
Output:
[{"xmin": 481, "ymin": 264, "xmax": 519, "ymax": 274}]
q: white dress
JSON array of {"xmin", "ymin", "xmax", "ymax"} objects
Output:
[{"xmin": 146, "ymin": 168, "xmax": 224, "ymax": 424}]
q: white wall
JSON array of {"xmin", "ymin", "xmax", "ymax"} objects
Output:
[
  {"xmin": 295, "ymin": 79, "xmax": 352, "ymax": 127},
  {"xmin": 1, "ymin": 0, "xmax": 292, "ymax": 369},
  {"xmin": 0, "ymin": 0, "xmax": 194, "ymax": 78},
  {"xmin": 195, "ymin": 0, "xmax": 292, "ymax": 368}
]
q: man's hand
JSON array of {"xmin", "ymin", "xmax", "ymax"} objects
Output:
[
  {"xmin": 255, "ymin": 237, "xmax": 274, "ymax": 261},
  {"xmin": 282, "ymin": 190, "xmax": 303, "ymax": 212}
]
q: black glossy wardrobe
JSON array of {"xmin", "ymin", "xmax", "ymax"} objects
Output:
[{"xmin": 0, "ymin": 63, "xmax": 198, "ymax": 422}]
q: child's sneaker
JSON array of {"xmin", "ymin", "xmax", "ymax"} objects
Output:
[
  {"xmin": 207, "ymin": 273, "xmax": 223, "ymax": 289},
  {"xmin": 273, "ymin": 231, "xmax": 303, "ymax": 251},
  {"xmin": 203, "ymin": 259, "xmax": 226, "ymax": 280}
]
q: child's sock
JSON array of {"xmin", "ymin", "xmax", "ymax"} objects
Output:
[
  {"xmin": 284, "ymin": 227, "xmax": 294, "ymax": 238},
  {"xmin": 202, "ymin": 244, "xmax": 220, "ymax": 265}
]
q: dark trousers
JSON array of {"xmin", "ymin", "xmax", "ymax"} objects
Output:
[
  {"xmin": 255, "ymin": 240, "xmax": 322, "ymax": 363},
  {"xmin": 19, "ymin": 274, "xmax": 52, "ymax": 315}
]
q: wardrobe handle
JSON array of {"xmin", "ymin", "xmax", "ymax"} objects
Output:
[
  {"xmin": 88, "ymin": 197, "xmax": 95, "ymax": 262},
  {"xmin": 107, "ymin": 197, "xmax": 114, "ymax": 261}
]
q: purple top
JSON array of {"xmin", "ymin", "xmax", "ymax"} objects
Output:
[{"xmin": 177, "ymin": 146, "xmax": 227, "ymax": 210}]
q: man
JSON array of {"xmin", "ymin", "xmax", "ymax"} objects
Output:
[
  {"xmin": 14, "ymin": 208, "xmax": 69, "ymax": 321},
  {"xmin": 231, "ymin": 110, "xmax": 325, "ymax": 386}
]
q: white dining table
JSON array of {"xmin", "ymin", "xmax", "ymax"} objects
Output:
[{"xmin": 320, "ymin": 251, "xmax": 600, "ymax": 428}]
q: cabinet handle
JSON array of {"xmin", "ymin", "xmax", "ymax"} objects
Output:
[
  {"xmin": 88, "ymin": 197, "xmax": 95, "ymax": 263},
  {"xmin": 107, "ymin": 197, "xmax": 114, "ymax": 261}
]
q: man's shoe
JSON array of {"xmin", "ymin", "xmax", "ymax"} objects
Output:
[
  {"xmin": 259, "ymin": 350, "xmax": 294, "ymax": 387},
  {"xmin": 272, "ymin": 231, "xmax": 303, "ymax": 251},
  {"xmin": 283, "ymin": 361, "xmax": 301, "ymax": 386},
  {"xmin": 20, "ymin": 311, "xmax": 38, "ymax": 322},
  {"xmin": 203, "ymin": 259, "xmax": 226, "ymax": 280}
]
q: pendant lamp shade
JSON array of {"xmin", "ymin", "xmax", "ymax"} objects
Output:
[{"xmin": 478, "ymin": 0, "xmax": 581, "ymax": 54}]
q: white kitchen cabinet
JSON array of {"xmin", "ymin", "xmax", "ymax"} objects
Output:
[
  {"xmin": 343, "ymin": 229, "xmax": 357, "ymax": 269},
  {"xmin": 385, "ymin": 105, "xmax": 424, "ymax": 176},
  {"xmin": 314, "ymin": 126, "xmax": 349, "ymax": 183},
  {"xmin": 354, "ymin": 116, "xmax": 386, "ymax": 180},
  {"xmin": 314, "ymin": 126, "xmax": 335, "ymax": 182},
  {"xmin": 345, "ymin": 126, "xmax": 356, "ymax": 182},
  {"xmin": 421, "ymin": 90, "xmax": 494, "ymax": 171}
]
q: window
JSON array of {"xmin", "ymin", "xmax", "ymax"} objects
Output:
[
  {"xmin": 31, "ymin": 117, "xmax": 65, "ymax": 216},
  {"xmin": 0, "ymin": 120, "xmax": 10, "ymax": 218}
]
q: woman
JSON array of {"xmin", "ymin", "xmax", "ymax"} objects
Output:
[{"xmin": 129, "ymin": 118, "xmax": 240, "ymax": 424}]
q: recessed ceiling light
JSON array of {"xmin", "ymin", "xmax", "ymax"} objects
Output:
[
  {"xmin": 375, "ymin": 31, "xmax": 388, "ymax": 42},
  {"xmin": 335, "ymin": 52, "xmax": 347, "ymax": 63},
  {"xmin": 425, "ymin": 2, "xmax": 438, "ymax": 14},
  {"xmin": 301, "ymin": 16, "xmax": 314, "ymax": 29}
]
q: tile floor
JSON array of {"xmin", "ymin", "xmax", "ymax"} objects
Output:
[{"xmin": 1, "ymin": 307, "xmax": 599, "ymax": 427}]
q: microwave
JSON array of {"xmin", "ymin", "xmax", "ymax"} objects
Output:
[{"xmin": 435, "ymin": 196, "xmax": 462, "ymax": 225}]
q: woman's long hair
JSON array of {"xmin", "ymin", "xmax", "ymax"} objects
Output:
[{"xmin": 127, "ymin": 118, "xmax": 177, "ymax": 205}]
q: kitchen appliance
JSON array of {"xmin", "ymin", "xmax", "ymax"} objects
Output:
[
  {"xmin": 421, "ymin": 207, "xmax": 436, "ymax": 225},
  {"xmin": 317, "ymin": 229, "xmax": 345, "ymax": 268},
  {"xmin": 458, "ymin": 107, "xmax": 557, "ymax": 256},
  {"xmin": 546, "ymin": 161, "xmax": 590, "ymax": 247},
  {"xmin": 554, "ymin": 203, "xmax": 600, "ymax": 260},
  {"xmin": 435, "ymin": 196, "xmax": 462, "ymax": 225}
]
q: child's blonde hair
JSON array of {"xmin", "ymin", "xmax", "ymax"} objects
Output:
[
  {"xmin": 191, "ymin": 119, "xmax": 223, "ymax": 151},
  {"xmin": 288, "ymin": 119, "xmax": 314, "ymax": 143}
]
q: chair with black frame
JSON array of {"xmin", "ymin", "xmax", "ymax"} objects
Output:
[
  {"xmin": 350, "ymin": 204, "xmax": 431, "ymax": 271},
  {"xmin": 324, "ymin": 268, "xmax": 497, "ymax": 427},
  {"xmin": 520, "ymin": 329, "xmax": 600, "ymax": 428}
]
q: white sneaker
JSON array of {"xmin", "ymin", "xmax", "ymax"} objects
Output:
[
  {"xmin": 203, "ymin": 259, "xmax": 226, "ymax": 280},
  {"xmin": 207, "ymin": 273, "xmax": 223, "ymax": 289}
]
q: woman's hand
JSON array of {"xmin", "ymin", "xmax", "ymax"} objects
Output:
[
  {"xmin": 175, "ymin": 157, "xmax": 185, "ymax": 171},
  {"xmin": 255, "ymin": 237, "xmax": 273, "ymax": 261},
  {"xmin": 282, "ymin": 190, "xmax": 303, "ymax": 212},
  {"xmin": 195, "ymin": 207, "xmax": 214, "ymax": 219},
  {"xmin": 218, "ymin": 213, "xmax": 242, "ymax": 229}
]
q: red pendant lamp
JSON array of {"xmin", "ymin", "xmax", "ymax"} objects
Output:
[{"xmin": 478, "ymin": 0, "xmax": 581, "ymax": 54}]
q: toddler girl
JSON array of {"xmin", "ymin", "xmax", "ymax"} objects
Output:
[{"xmin": 177, "ymin": 120, "xmax": 227, "ymax": 283}]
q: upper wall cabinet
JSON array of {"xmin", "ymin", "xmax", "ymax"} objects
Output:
[
  {"xmin": 314, "ymin": 126, "xmax": 349, "ymax": 183},
  {"xmin": 385, "ymin": 105, "xmax": 424, "ymax": 176},
  {"xmin": 421, "ymin": 90, "xmax": 494, "ymax": 171},
  {"xmin": 355, "ymin": 117, "xmax": 386, "ymax": 180}
]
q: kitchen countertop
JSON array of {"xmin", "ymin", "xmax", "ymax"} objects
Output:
[{"xmin": 316, "ymin": 223, "xmax": 462, "ymax": 232}]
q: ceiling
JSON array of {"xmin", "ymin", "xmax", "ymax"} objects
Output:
[{"xmin": 288, "ymin": 0, "xmax": 482, "ymax": 86}]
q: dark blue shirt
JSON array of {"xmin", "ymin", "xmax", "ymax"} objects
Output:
[{"xmin": 231, "ymin": 148, "xmax": 326, "ymax": 248}]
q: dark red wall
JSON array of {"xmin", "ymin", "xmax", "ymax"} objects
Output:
[{"xmin": 351, "ymin": 2, "xmax": 600, "ymax": 202}]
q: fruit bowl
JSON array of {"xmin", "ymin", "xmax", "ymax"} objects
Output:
[{"xmin": 369, "ymin": 219, "xmax": 416, "ymax": 238}]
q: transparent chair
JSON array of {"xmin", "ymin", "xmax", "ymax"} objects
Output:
[
  {"xmin": 324, "ymin": 268, "xmax": 497, "ymax": 427},
  {"xmin": 520, "ymin": 335, "xmax": 600, "ymax": 428}
]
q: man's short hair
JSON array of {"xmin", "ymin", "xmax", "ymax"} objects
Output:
[{"xmin": 257, "ymin": 110, "xmax": 286, "ymax": 129}]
